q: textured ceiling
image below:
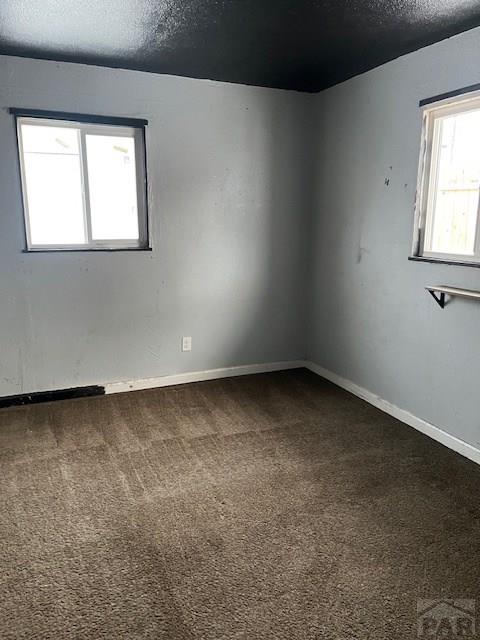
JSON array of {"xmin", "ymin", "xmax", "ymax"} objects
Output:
[{"xmin": 1, "ymin": 0, "xmax": 480, "ymax": 92}]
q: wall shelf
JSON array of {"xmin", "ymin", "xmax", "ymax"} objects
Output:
[{"xmin": 426, "ymin": 285, "xmax": 480, "ymax": 309}]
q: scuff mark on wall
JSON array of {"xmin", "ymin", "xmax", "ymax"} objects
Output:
[{"xmin": 356, "ymin": 246, "xmax": 370, "ymax": 264}]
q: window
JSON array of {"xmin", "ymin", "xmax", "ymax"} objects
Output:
[
  {"xmin": 413, "ymin": 91, "xmax": 480, "ymax": 265},
  {"xmin": 13, "ymin": 110, "xmax": 149, "ymax": 251}
]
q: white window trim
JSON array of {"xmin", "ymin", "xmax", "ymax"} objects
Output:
[
  {"xmin": 412, "ymin": 89, "xmax": 480, "ymax": 266},
  {"xmin": 16, "ymin": 115, "xmax": 150, "ymax": 252}
]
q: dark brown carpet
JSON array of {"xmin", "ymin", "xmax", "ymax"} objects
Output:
[{"xmin": 1, "ymin": 369, "xmax": 480, "ymax": 639}]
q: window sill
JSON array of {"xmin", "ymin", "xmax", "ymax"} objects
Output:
[
  {"xmin": 408, "ymin": 255, "xmax": 480, "ymax": 268},
  {"xmin": 23, "ymin": 246, "xmax": 152, "ymax": 254}
]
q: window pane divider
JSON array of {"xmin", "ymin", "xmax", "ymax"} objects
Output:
[
  {"xmin": 78, "ymin": 129, "xmax": 93, "ymax": 244},
  {"xmin": 472, "ymin": 188, "xmax": 480, "ymax": 259},
  {"xmin": 423, "ymin": 116, "xmax": 441, "ymax": 252}
]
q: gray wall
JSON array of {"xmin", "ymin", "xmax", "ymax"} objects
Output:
[
  {"xmin": 309, "ymin": 27, "xmax": 480, "ymax": 447},
  {"xmin": 0, "ymin": 56, "xmax": 311, "ymax": 395}
]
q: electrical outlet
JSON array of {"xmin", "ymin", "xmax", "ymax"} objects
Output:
[{"xmin": 182, "ymin": 336, "xmax": 192, "ymax": 352}]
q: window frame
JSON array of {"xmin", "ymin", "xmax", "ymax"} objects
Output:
[
  {"xmin": 12, "ymin": 109, "xmax": 150, "ymax": 252},
  {"xmin": 412, "ymin": 89, "xmax": 480, "ymax": 266}
]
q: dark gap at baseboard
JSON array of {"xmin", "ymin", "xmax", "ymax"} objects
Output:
[{"xmin": 0, "ymin": 385, "xmax": 105, "ymax": 409}]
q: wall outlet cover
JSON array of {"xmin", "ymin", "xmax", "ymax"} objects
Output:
[{"xmin": 182, "ymin": 336, "xmax": 192, "ymax": 352}]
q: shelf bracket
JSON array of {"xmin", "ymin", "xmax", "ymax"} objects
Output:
[{"xmin": 428, "ymin": 289, "xmax": 446, "ymax": 309}]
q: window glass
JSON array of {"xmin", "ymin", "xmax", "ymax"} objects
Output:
[
  {"xmin": 21, "ymin": 124, "xmax": 86, "ymax": 246},
  {"xmin": 429, "ymin": 111, "xmax": 480, "ymax": 255},
  {"xmin": 86, "ymin": 134, "xmax": 139, "ymax": 241}
]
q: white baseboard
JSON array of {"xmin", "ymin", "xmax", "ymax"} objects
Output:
[
  {"xmin": 304, "ymin": 360, "xmax": 480, "ymax": 467},
  {"xmin": 104, "ymin": 357, "xmax": 480, "ymax": 467},
  {"xmin": 105, "ymin": 360, "xmax": 306, "ymax": 394}
]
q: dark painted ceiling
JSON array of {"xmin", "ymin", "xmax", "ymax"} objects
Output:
[{"xmin": 1, "ymin": 1, "xmax": 480, "ymax": 92}]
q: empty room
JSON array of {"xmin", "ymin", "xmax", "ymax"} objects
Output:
[{"xmin": 1, "ymin": 1, "xmax": 480, "ymax": 638}]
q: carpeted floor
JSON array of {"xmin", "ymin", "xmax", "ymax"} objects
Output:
[{"xmin": 1, "ymin": 368, "xmax": 480, "ymax": 639}]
